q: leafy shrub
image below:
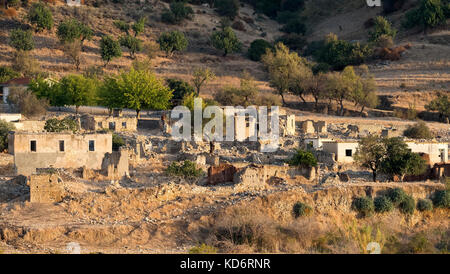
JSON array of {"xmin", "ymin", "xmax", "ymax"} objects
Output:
[
  {"xmin": 7, "ymin": 87, "xmax": 48, "ymax": 117},
  {"xmin": 165, "ymin": 160, "xmax": 204, "ymax": 179},
  {"xmin": 368, "ymin": 16, "xmax": 396, "ymax": 43},
  {"xmin": 374, "ymin": 196, "xmax": 394, "ymax": 213},
  {"xmin": 112, "ymin": 133, "xmax": 125, "ymax": 151},
  {"xmin": 293, "ymin": 202, "xmax": 312, "ymax": 218},
  {"xmin": 375, "ymin": 34, "xmax": 394, "ymax": 48},
  {"xmin": 158, "ymin": 31, "xmax": 188, "ymax": 56},
  {"xmin": 407, "ymin": 232, "xmax": 432, "ymax": 253},
  {"xmin": 211, "ymin": 26, "xmax": 242, "ymax": 56},
  {"xmin": 276, "ymin": 33, "xmax": 307, "ymax": 52},
  {"xmin": 281, "ymin": 18, "xmax": 306, "ymax": 35},
  {"xmin": 166, "ymin": 78, "xmax": 195, "ymax": 103},
  {"xmin": 286, "ymin": 149, "xmax": 317, "ymax": 168},
  {"xmin": 432, "ymin": 190, "xmax": 450, "ymax": 208},
  {"xmin": 0, "ymin": 120, "xmax": 15, "ymax": 152},
  {"xmin": 386, "ymin": 188, "xmax": 407, "ymax": 206},
  {"xmin": 9, "ymin": 29, "xmax": 34, "ymax": 51},
  {"xmin": 0, "ymin": 66, "xmax": 20, "ymax": 83},
  {"xmin": 215, "ymin": 0, "xmax": 240, "ymax": 19},
  {"xmin": 161, "ymin": 2, "xmax": 194, "ymax": 24},
  {"xmin": 351, "ymin": 196, "xmax": 375, "ymax": 217},
  {"xmin": 188, "ymin": 244, "xmax": 217, "ymax": 254},
  {"xmin": 119, "ymin": 35, "xmax": 142, "ymax": 59},
  {"xmin": 399, "ymin": 195, "xmax": 415, "ymax": 215},
  {"xmin": 403, "ymin": 121, "xmax": 434, "ymax": 139},
  {"xmin": 12, "ymin": 51, "xmax": 40, "ymax": 77},
  {"xmin": 44, "ymin": 118, "xmax": 79, "ymax": 133},
  {"xmin": 314, "ymin": 33, "xmax": 372, "ymax": 70},
  {"xmin": 417, "ymin": 199, "xmax": 433, "ymax": 211},
  {"xmin": 402, "ymin": 0, "xmax": 447, "ymax": 31},
  {"xmin": 248, "ymin": 39, "xmax": 273, "ymax": 61},
  {"xmin": 26, "ymin": 2, "xmax": 53, "ymax": 32},
  {"xmin": 100, "ymin": 35, "xmax": 122, "ymax": 65}
]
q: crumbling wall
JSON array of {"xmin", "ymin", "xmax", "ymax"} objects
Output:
[
  {"xmin": 80, "ymin": 115, "xmax": 137, "ymax": 132},
  {"xmin": 101, "ymin": 148, "xmax": 129, "ymax": 179},
  {"xmin": 29, "ymin": 174, "xmax": 65, "ymax": 203}
]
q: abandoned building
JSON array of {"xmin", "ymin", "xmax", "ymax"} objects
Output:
[
  {"xmin": 405, "ymin": 141, "xmax": 449, "ymax": 165},
  {"xmin": 80, "ymin": 114, "xmax": 137, "ymax": 132},
  {"xmin": 322, "ymin": 139, "xmax": 449, "ymax": 165},
  {"xmin": 8, "ymin": 132, "xmax": 112, "ymax": 175},
  {"xmin": 322, "ymin": 140, "xmax": 360, "ymax": 163},
  {"xmin": 66, "ymin": 0, "xmax": 82, "ymax": 6},
  {"xmin": 299, "ymin": 120, "xmax": 327, "ymax": 135}
]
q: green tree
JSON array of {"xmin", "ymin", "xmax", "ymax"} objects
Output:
[
  {"xmin": 351, "ymin": 67, "xmax": 378, "ymax": 116},
  {"xmin": 403, "ymin": 0, "xmax": 446, "ymax": 33},
  {"xmin": 192, "ymin": 67, "xmax": 215, "ymax": 95},
  {"xmin": 163, "ymin": 1, "xmax": 194, "ymax": 24},
  {"xmin": 108, "ymin": 68, "xmax": 173, "ymax": 118},
  {"xmin": 57, "ymin": 19, "xmax": 93, "ymax": 49},
  {"xmin": 131, "ymin": 17, "xmax": 146, "ymax": 37},
  {"xmin": 287, "ymin": 149, "xmax": 318, "ymax": 168},
  {"xmin": 100, "ymin": 35, "xmax": 122, "ymax": 67},
  {"xmin": 368, "ymin": 16, "xmax": 397, "ymax": 43},
  {"xmin": 381, "ymin": 137, "xmax": 427, "ymax": 181},
  {"xmin": 211, "ymin": 26, "xmax": 242, "ymax": 57},
  {"xmin": 9, "ymin": 29, "xmax": 34, "ymax": 51},
  {"xmin": 0, "ymin": 120, "xmax": 15, "ymax": 152},
  {"xmin": 119, "ymin": 35, "xmax": 142, "ymax": 59},
  {"xmin": 425, "ymin": 92, "xmax": 450, "ymax": 122},
  {"xmin": 97, "ymin": 75, "xmax": 126, "ymax": 115},
  {"xmin": 158, "ymin": 30, "xmax": 188, "ymax": 57},
  {"xmin": 354, "ymin": 136, "xmax": 387, "ymax": 182},
  {"xmin": 166, "ymin": 78, "xmax": 195, "ymax": 103},
  {"xmin": 261, "ymin": 43, "xmax": 310, "ymax": 105},
  {"xmin": 28, "ymin": 77, "xmax": 64, "ymax": 107},
  {"xmin": 316, "ymin": 33, "xmax": 372, "ymax": 70},
  {"xmin": 215, "ymin": 0, "xmax": 240, "ymax": 19},
  {"xmin": 58, "ymin": 75, "xmax": 97, "ymax": 114},
  {"xmin": 248, "ymin": 39, "xmax": 273, "ymax": 61},
  {"xmin": 214, "ymin": 71, "xmax": 258, "ymax": 107},
  {"xmin": 26, "ymin": 2, "xmax": 53, "ymax": 32}
]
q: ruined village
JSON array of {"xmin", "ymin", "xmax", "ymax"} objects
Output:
[{"xmin": 0, "ymin": 0, "xmax": 449, "ymax": 254}]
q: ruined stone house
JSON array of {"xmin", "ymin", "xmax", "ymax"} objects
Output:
[
  {"xmin": 322, "ymin": 140, "xmax": 360, "ymax": 164},
  {"xmin": 8, "ymin": 132, "xmax": 112, "ymax": 175},
  {"xmin": 0, "ymin": 77, "xmax": 30, "ymax": 104},
  {"xmin": 80, "ymin": 114, "xmax": 137, "ymax": 132}
]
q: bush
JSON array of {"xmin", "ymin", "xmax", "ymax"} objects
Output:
[
  {"xmin": 286, "ymin": 149, "xmax": 317, "ymax": 168},
  {"xmin": 248, "ymin": 39, "xmax": 273, "ymax": 61},
  {"xmin": 27, "ymin": 2, "xmax": 53, "ymax": 32},
  {"xmin": 11, "ymin": 51, "xmax": 40, "ymax": 77},
  {"xmin": 9, "ymin": 29, "xmax": 34, "ymax": 51},
  {"xmin": 119, "ymin": 35, "xmax": 142, "ymax": 59},
  {"xmin": 166, "ymin": 78, "xmax": 195, "ymax": 103},
  {"xmin": 211, "ymin": 26, "xmax": 242, "ymax": 56},
  {"xmin": 432, "ymin": 190, "xmax": 450, "ymax": 208},
  {"xmin": 7, "ymin": 87, "xmax": 48, "ymax": 117},
  {"xmin": 403, "ymin": 121, "xmax": 434, "ymax": 139},
  {"xmin": 374, "ymin": 196, "xmax": 394, "ymax": 213},
  {"xmin": 376, "ymin": 34, "xmax": 394, "ymax": 48},
  {"xmin": 417, "ymin": 199, "xmax": 433, "ymax": 211},
  {"xmin": 44, "ymin": 118, "xmax": 79, "ymax": 133},
  {"xmin": 399, "ymin": 195, "xmax": 415, "ymax": 215},
  {"xmin": 161, "ymin": 2, "xmax": 194, "ymax": 24},
  {"xmin": 0, "ymin": 66, "xmax": 20, "ymax": 83},
  {"xmin": 281, "ymin": 18, "xmax": 306, "ymax": 35},
  {"xmin": 368, "ymin": 16, "xmax": 396, "ymax": 43},
  {"xmin": 158, "ymin": 31, "xmax": 188, "ymax": 56},
  {"xmin": 188, "ymin": 244, "xmax": 217, "ymax": 254},
  {"xmin": 351, "ymin": 196, "xmax": 375, "ymax": 217},
  {"xmin": 314, "ymin": 33, "xmax": 372, "ymax": 70},
  {"xmin": 215, "ymin": 0, "xmax": 239, "ymax": 19},
  {"xmin": 0, "ymin": 120, "xmax": 15, "ymax": 152},
  {"xmin": 402, "ymin": 0, "xmax": 447, "ymax": 31},
  {"xmin": 386, "ymin": 188, "xmax": 408, "ymax": 206},
  {"xmin": 112, "ymin": 133, "xmax": 125, "ymax": 151},
  {"xmin": 100, "ymin": 35, "xmax": 122, "ymax": 65},
  {"xmin": 276, "ymin": 33, "xmax": 307, "ymax": 52},
  {"xmin": 165, "ymin": 160, "xmax": 204, "ymax": 179},
  {"xmin": 293, "ymin": 202, "xmax": 312, "ymax": 218}
]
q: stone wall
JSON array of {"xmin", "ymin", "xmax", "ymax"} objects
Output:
[
  {"xmin": 29, "ymin": 174, "xmax": 65, "ymax": 203},
  {"xmin": 80, "ymin": 115, "xmax": 137, "ymax": 132}
]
